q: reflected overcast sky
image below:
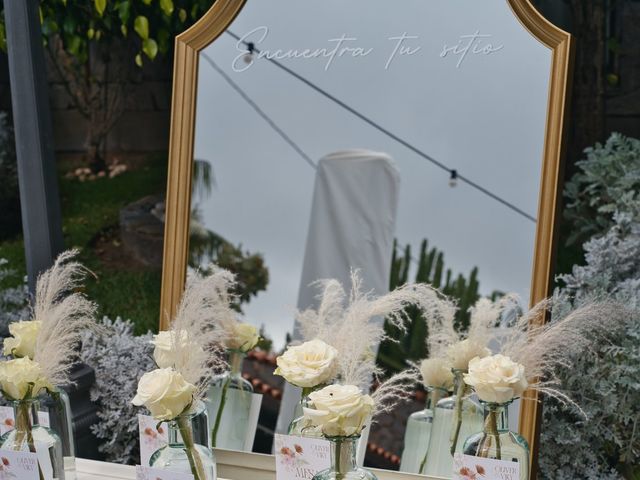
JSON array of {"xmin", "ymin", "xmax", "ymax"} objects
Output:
[{"xmin": 192, "ymin": 0, "xmax": 551, "ymax": 349}]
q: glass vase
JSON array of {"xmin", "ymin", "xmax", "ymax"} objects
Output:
[
  {"xmin": 288, "ymin": 389, "xmax": 322, "ymax": 438},
  {"xmin": 313, "ymin": 436, "xmax": 376, "ymax": 480},
  {"xmin": 399, "ymin": 387, "xmax": 447, "ymax": 474},
  {"xmin": 463, "ymin": 402, "xmax": 529, "ymax": 479},
  {"xmin": 0, "ymin": 399, "xmax": 65, "ymax": 480},
  {"xmin": 422, "ymin": 370, "xmax": 483, "ymax": 477},
  {"xmin": 39, "ymin": 389, "xmax": 76, "ymax": 479},
  {"xmin": 206, "ymin": 350, "xmax": 254, "ymax": 450},
  {"xmin": 150, "ymin": 402, "xmax": 216, "ymax": 480}
]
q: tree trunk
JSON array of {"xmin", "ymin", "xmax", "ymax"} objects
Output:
[{"xmin": 47, "ymin": 36, "xmax": 129, "ymax": 173}]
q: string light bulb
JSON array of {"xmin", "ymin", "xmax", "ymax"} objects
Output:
[
  {"xmin": 449, "ymin": 169, "xmax": 458, "ymax": 187},
  {"xmin": 243, "ymin": 42, "xmax": 255, "ymax": 64}
]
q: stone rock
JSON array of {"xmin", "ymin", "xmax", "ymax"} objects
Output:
[{"xmin": 119, "ymin": 194, "xmax": 165, "ymax": 269}]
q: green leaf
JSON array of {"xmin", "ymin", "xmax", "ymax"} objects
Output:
[
  {"xmin": 117, "ymin": 0, "xmax": 130, "ymax": 24},
  {"xmin": 67, "ymin": 35, "xmax": 83, "ymax": 56},
  {"xmin": 134, "ymin": 15, "xmax": 149, "ymax": 40},
  {"xmin": 142, "ymin": 0, "xmax": 152, "ymax": 4},
  {"xmin": 157, "ymin": 28, "xmax": 170, "ymax": 54},
  {"xmin": 0, "ymin": 23, "xmax": 7, "ymax": 52},
  {"xmin": 121, "ymin": 24, "xmax": 128, "ymax": 37},
  {"xmin": 62, "ymin": 16, "xmax": 76, "ymax": 35},
  {"xmin": 142, "ymin": 38, "xmax": 158, "ymax": 60},
  {"xmin": 160, "ymin": 0, "xmax": 174, "ymax": 16},
  {"xmin": 95, "ymin": 0, "xmax": 107, "ymax": 16},
  {"xmin": 178, "ymin": 8, "xmax": 187, "ymax": 23},
  {"xmin": 135, "ymin": 53, "xmax": 143, "ymax": 67},
  {"xmin": 87, "ymin": 28, "xmax": 95, "ymax": 40}
]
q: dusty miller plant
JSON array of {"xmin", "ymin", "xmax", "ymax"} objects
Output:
[
  {"xmin": 564, "ymin": 132, "xmax": 640, "ymax": 246},
  {"xmin": 80, "ymin": 317, "xmax": 155, "ymax": 464},
  {"xmin": 538, "ymin": 153, "xmax": 640, "ymax": 479}
]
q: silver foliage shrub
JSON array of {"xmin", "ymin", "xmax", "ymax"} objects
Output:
[
  {"xmin": 564, "ymin": 132, "xmax": 640, "ymax": 245},
  {"xmin": 538, "ymin": 137, "xmax": 640, "ymax": 479},
  {"xmin": 80, "ymin": 317, "xmax": 155, "ymax": 464}
]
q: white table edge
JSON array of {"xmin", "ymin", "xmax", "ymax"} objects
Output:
[{"xmin": 77, "ymin": 452, "xmax": 448, "ymax": 480}]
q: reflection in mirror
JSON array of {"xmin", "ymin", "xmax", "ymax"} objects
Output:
[{"xmin": 182, "ymin": 0, "xmax": 562, "ymax": 473}]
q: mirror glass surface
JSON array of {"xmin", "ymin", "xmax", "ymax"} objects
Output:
[{"xmin": 189, "ymin": 0, "xmax": 552, "ymax": 464}]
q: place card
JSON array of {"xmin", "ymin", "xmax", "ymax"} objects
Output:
[
  {"xmin": 135, "ymin": 465, "xmax": 194, "ymax": 480},
  {"xmin": 138, "ymin": 414, "xmax": 169, "ymax": 467},
  {"xmin": 453, "ymin": 453, "xmax": 521, "ymax": 480},
  {"xmin": 34, "ymin": 442, "xmax": 54, "ymax": 480},
  {"xmin": 274, "ymin": 434, "xmax": 331, "ymax": 480},
  {"xmin": 0, "ymin": 448, "xmax": 42, "ymax": 480},
  {"xmin": 0, "ymin": 407, "xmax": 50, "ymax": 435}
]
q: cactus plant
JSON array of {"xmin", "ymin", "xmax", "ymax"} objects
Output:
[{"xmin": 377, "ymin": 239, "xmax": 484, "ymax": 373}]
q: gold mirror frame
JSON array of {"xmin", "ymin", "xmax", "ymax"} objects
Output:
[{"xmin": 160, "ymin": 0, "xmax": 573, "ymax": 474}]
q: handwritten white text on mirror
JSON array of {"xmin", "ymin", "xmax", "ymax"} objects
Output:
[{"xmin": 232, "ymin": 26, "xmax": 503, "ymax": 72}]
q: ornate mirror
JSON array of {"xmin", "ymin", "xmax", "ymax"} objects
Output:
[{"xmin": 159, "ymin": 0, "xmax": 572, "ymax": 476}]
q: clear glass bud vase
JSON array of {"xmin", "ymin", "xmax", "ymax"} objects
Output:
[
  {"xmin": 206, "ymin": 350, "xmax": 254, "ymax": 450},
  {"xmin": 0, "ymin": 399, "xmax": 65, "ymax": 480},
  {"xmin": 399, "ymin": 387, "xmax": 447, "ymax": 473},
  {"xmin": 463, "ymin": 402, "xmax": 529, "ymax": 480},
  {"xmin": 39, "ymin": 389, "xmax": 76, "ymax": 479},
  {"xmin": 150, "ymin": 402, "xmax": 216, "ymax": 480},
  {"xmin": 313, "ymin": 436, "xmax": 376, "ymax": 480},
  {"xmin": 288, "ymin": 389, "xmax": 322, "ymax": 438},
  {"xmin": 423, "ymin": 370, "xmax": 483, "ymax": 477}
]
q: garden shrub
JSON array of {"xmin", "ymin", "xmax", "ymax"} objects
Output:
[
  {"xmin": 564, "ymin": 132, "xmax": 640, "ymax": 246},
  {"xmin": 538, "ymin": 134, "xmax": 640, "ymax": 479},
  {"xmin": 80, "ymin": 317, "xmax": 155, "ymax": 464},
  {"xmin": 0, "ymin": 258, "xmax": 29, "ymax": 335}
]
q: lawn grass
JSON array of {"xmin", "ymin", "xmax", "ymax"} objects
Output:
[{"xmin": 0, "ymin": 154, "xmax": 167, "ymax": 335}]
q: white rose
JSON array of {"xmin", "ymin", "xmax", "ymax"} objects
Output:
[
  {"xmin": 275, "ymin": 339, "xmax": 338, "ymax": 388},
  {"xmin": 447, "ymin": 339, "xmax": 491, "ymax": 371},
  {"xmin": 3, "ymin": 321, "xmax": 42, "ymax": 359},
  {"xmin": 464, "ymin": 354, "xmax": 528, "ymax": 404},
  {"xmin": 225, "ymin": 323, "xmax": 260, "ymax": 352},
  {"xmin": 0, "ymin": 357, "xmax": 52, "ymax": 400},
  {"xmin": 420, "ymin": 358, "xmax": 454, "ymax": 390},
  {"xmin": 303, "ymin": 384, "xmax": 374, "ymax": 437},
  {"xmin": 132, "ymin": 368, "xmax": 196, "ymax": 421}
]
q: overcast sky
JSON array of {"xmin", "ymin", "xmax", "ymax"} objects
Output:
[{"xmin": 192, "ymin": 0, "xmax": 552, "ymax": 349}]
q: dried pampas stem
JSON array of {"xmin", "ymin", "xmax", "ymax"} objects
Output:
[
  {"xmin": 501, "ymin": 299, "xmax": 630, "ymax": 416},
  {"xmin": 370, "ymin": 367, "xmax": 421, "ymax": 419},
  {"xmin": 296, "ymin": 270, "xmax": 450, "ymax": 387},
  {"xmin": 168, "ymin": 266, "xmax": 237, "ymax": 399},
  {"xmin": 426, "ymin": 293, "xmax": 521, "ymax": 360},
  {"xmin": 33, "ymin": 249, "xmax": 97, "ymax": 387}
]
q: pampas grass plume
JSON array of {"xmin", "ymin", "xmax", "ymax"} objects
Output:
[{"xmin": 33, "ymin": 249, "xmax": 98, "ymax": 387}]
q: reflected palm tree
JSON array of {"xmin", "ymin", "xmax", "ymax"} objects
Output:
[{"xmin": 189, "ymin": 159, "xmax": 269, "ymax": 310}]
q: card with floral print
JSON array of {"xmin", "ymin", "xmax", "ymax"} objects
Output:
[
  {"xmin": 138, "ymin": 414, "xmax": 169, "ymax": 467},
  {"xmin": 453, "ymin": 453, "xmax": 521, "ymax": 480},
  {"xmin": 0, "ymin": 449, "xmax": 40, "ymax": 480},
  {"xmin": 274, "ymin": 434, "xmax": 331, "ymax": 480}
]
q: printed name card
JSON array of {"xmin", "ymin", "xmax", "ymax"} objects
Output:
[
  {"xmin": 135, "ymin": 465, "xmax": 194, "ymax": 480},
  {"xmin": 0, "ymin": 448, "xmax": 42, "ymax": 480},
  {"xmin": 138, "ymin": 415, "xmax": 169, "ymax": 467},
  {"xmin": 274, "ymin": 434, "xmax": 331, "ymax": 480},
  {"xmin": 453, "ymin": 453, "xmax": 521, "ymax": 480},
  {"xmin": 0, "ymin": 407, "xmax": 50, "ymax": 435}
]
